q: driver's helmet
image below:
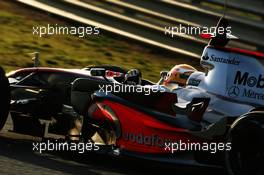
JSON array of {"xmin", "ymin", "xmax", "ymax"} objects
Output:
[
  {"xmin": 124, "ymin": 69, "xmax": 142, "ymax": 85},
  {"xmin": 163, "ymin": 64, "xmax": 197, "ymax": 88}
]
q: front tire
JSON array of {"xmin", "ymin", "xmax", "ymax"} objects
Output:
[
  {"xmin": 225, "ymin": 111, "xmax": 264, "ymax": 175},
  {"xmin": 0, "ymin": 67, "xmax": 10, "ymax": 131}
]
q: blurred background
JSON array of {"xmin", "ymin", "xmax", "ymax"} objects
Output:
[{"xmin": 0, "ymin": 0, "xmax": 263, "ymax": 82}]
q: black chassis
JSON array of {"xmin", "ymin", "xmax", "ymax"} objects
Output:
[
  {"xmin": 7, "ymin": 68, "xmax": 92, "ymax": 136},
  {"xmin": 6, "ymin": 65, "xmax": 129, "ymax": 137}
]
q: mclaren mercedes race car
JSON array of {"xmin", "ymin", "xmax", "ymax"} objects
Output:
[
  {"xmin": 1, "ymin": 62, "xmax": 154, "ymax": 138},
  {"xmin": 1, "ymin": 63, "xmax": 142, "ymax": 137},
  {"xmin": 0, "ymin": 17, "xmax": 263, "ymax": 175},
  {"xmin": 70, "ymin": 18, "xmax": 264, "ymax": 175}
]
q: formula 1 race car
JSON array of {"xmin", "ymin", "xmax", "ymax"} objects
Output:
[
  {"xmin": 70, "ymin": 18, "xmax": 264, "ymax": 175},
  {"xmin": 0, "ymin": 17, "xmax": 263, "ymax": 175},
  {"xmin": 1, "ymin": 63, "xmax": 134, "ymax": 137},
  {"xmin": 1, "ymin": 62, "xmax": 152, "ymax": 138}
]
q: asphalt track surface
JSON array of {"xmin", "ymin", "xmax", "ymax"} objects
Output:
[{"xmin": 0, "ymin": 116, "xmax": 228, "ymax": 175}]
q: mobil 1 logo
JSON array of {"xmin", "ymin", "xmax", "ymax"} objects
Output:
[
  {"xmin": 233, "ymin": 71, "xmax": 264, "ymax": 102},
  {"xmin": 233, "ymin": 71, "xmax": 264, "ymax": 88}
]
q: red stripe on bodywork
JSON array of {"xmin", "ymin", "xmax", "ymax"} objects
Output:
[{"xmin": 208, "ymin": 45, "xmax": 264, "ymax": 59}]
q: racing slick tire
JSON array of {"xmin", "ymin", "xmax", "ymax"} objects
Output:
[
  {"xmin": 0, "ymin": 67, "xmax": 10, "ymax": 131},
  {"xmin": 225, "ymin": 111, "xmax": 264, "ymax": 175}
]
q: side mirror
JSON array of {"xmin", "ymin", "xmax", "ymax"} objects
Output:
[
  {"xmin": 90, "ymin": 68, "xmax": 106, "ymax": 77},
  {"xmin": 158, "ymin": 71, "xmax": 169, "ymax": 85},
  {"xmin": 160, "ymin": 71, "xmax": 168, "ymax": 79}
]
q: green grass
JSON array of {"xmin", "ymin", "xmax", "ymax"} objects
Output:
[{"xmin": 0, "ymin": 1, "xmax": 200, "ymax": 82}]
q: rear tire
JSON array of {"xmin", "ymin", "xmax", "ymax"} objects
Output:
[
  {"xmin": 0, "ymin": 67, "xmax": 10, "ymax": 131},
  {"xmin": 225, "ymin": 111, "xmax": 264, "ymax": 175}
]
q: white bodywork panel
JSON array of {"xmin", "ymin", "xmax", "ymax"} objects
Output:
[{"xmin": 175, "ymin": 46, "xmax": 264, "ymax": 119}]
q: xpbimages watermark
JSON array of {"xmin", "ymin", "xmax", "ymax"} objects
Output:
[
  {"xmin": 32, "ymin": 140, "xmax": 100, "ymax": 154},
  {"xmin": 164, "ymin": 140, "xmax": 232, "ymax": 154},
  {"xmin": 98, "ymin": 83, "xmax": 166, "ymax": 95},
  {"xmin": 32, "ymin": 24, "xmax": 100, "ymax": 37},
  {"xmin": 165, "ymin": 24, "xmax": 237, "ymax": 39}
]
